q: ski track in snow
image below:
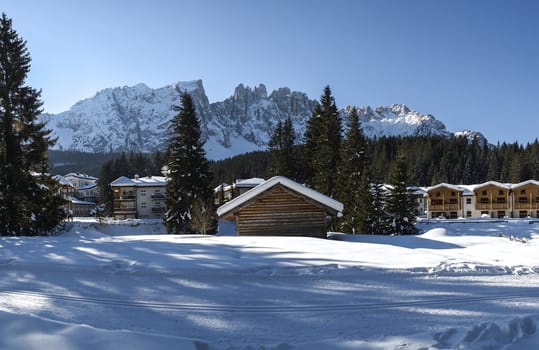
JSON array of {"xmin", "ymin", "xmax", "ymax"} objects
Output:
[
  {"xmin": 0, "ymin": 218, "xmax": 538, "ymax": 349},
  {"xmin": 0, "ymin": 286, "xmax": 538, "ymax": 313}
]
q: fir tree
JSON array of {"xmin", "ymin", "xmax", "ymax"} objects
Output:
[
  {"xmin": 370, "ymin": 181, "xmax": 392, "ymax": 234},
  {"xmin": 267, "ymin": 120, "xmax": 283, "ymax": 177},
  {"xmin": 304, "ymin": 86, "xmax": 342, "ymax": 197},
  {"xmin": 303, "ymin": 103, "xmax": 323, "ymax": 185},
  {"xmin": 267, "ymin": 117, "xmax": 296, "ymax": 179},
  {"xmin": 164, "ymin": 92, "xmax": 216, "ymax": 234},
  {"xmin": 338, "ymin": 107, "xmax": 369, "ymax": 233},
  {"xmin": 386, "ymin": 151, "xmax": 418, "ymax": 234},
  {"xmin": 0, "ymin": 13, "xmax": 64, "ymax": 236}
]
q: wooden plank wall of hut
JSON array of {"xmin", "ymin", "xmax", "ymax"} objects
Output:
[{"xmin": 235, "ymin": 185, "xmax": 327, "ymax": 238}]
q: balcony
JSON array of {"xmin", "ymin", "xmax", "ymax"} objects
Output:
[
  {"xmin": 476, "ymin": 203, "xmax": 509, "ymax": 210},
  {"xmin": 428, "ymin": 203, "xmax": 460, "ymax": 211},
  {"xmin": 151, "ymin": 193, "xmax": 165, "ymax": 200},
  {"xmin": 113, "ymin": 195, "xmax": 136, "ymax": 201},
  {"xmin": 514, "ymin": 202, "xmax": 539, "ymax": 210}
]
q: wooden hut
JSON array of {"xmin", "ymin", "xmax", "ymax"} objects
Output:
[{"xmin": 217, "ymin": 176, "xmax": 343, "ymax": 238}]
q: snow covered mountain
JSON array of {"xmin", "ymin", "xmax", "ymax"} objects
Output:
[{"xmin": 41, "ymin": 80, "xmax": 486, "ymax": 160}]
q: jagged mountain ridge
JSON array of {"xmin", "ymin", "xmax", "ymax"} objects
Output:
[{"xmin": 41, "ymin": 80, "xmax": 486, "ymax": 160}]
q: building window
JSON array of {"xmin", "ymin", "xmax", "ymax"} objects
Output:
[
  {"xmin": 521, "ymin": 189, "xmax": 526, "ymax": 195},
  {"xmin": 482, "ymin": 190, "xmax": 487, "ymax": 196},
  {"xmin": 498, "ymin": 190, "xmax": 504, "ymax": 195},
  {"xmin": 496, "ymin": 197, "xmax": 505, "ymax": 204},
  {"xmin": 466, "ymin": 211, "xmax": 472, "ymax": 218},
  {"xmin": 466, "ymin": 198, "xmax": 472, "ymax": 205},
  {"xmin": 140, "ymin": 190, "xmax": 146, "ymax": 196},
  {"xmin": 519, "ymin": 211, "xmax": 527, "ymax": 218},
  {"xmin": 141, "ymin": 202, "xmax": 147, "ymax": 208},
  {"xmin": 451, "ymin": 191, "xmax": 456, "ymax": 197}
]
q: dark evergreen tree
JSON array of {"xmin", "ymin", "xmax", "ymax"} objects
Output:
[
  {"xmin": 98, "ymin": 159, "xmax": 115, "ymax": 216},
  {"xmin": 303, "ymin": 103, "xmax": 323, "ymax": 185},
  {"xmin": 338, "ymin": 107, "xmax": 369, "ymax": 233},
  {"xmin": 386, "ymin": 151, "xmax": 418, "ymax": 234},
  {"xmin": 152, "ymin": 150, "xmax": 164, "ymax": 175},
  {"xmin": 370, "ymin": 181, "xmax": 392, "ymax": 234},
  {"xmin": 164, "ymin": 92, "xmax": 216, "ymax": 234},
  {"xmin": 304, "ymin": 86, "xmax": 342, "ymax": 197},
  {"xmin": 267, "ymin": 120, "xmax": 283, "ymax": 177},
  {"xmin": 267, "ymin": 117, "xmax": 296, "ymax": 179},
  {"xmin": 0, "ymin": 13, "xmax": 64, "ymax": 235}
]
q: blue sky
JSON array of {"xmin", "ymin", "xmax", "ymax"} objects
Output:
[{"xmin": 3, "ymin": 0, "xmax": 538, "ymax": 144}]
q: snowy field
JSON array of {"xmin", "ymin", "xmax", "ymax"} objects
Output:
[{"xmin": 0, "ymin": 218, "xmax": 538, "ymax": 349}]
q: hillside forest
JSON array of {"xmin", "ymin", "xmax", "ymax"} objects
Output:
[{"xmin": 50, "ymin": 136, "xmax": 539, "ymax": 189}]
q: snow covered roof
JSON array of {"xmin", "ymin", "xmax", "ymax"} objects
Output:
[
  {"xmin": 53, "ymin": 175, "xmax": 74, "ymax": 187},
  {"xmin": 214, "ymin": 183, "xmax": 229, "ymax": 192},
  {"xmin": 217, "ymin": 176, "xmax": 343, "ymax": 217},
  {"xmin": 78, "ymin": 183, "xmax": 98, "ymax": 190},
  {"xmin": 64, "ymin": 172, "xmax": 98, "ymax": 181},
  {"xmin": 234, "ymin": 178, "xmax": 265, "ymax": 188},
  {"xmin": 511, "ymin": 180, "xmax": 539, "ymax": 189},
  {"xmin": 427, "ymin": 183, "xmax": 466, "ymax": 193},
  {"xmin": 472, "ymin": 181, "xmax": 511, "ymax": 191},
  {"xmin": 71, "ymin": 197, "xmax": 97, "ymax": 205},
  {"xmin": 110, "ymin": 176, "xmax": 167, "ymax": 187}
]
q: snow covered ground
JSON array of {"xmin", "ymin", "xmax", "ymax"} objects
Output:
[{"xmin": 0, "ymin": 218, "xmax": 538, "ymax": 349}]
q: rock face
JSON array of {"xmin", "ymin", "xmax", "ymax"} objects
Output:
[{"xmin": 41, "ymin": 80, "xmax": 486, "ymax": 160}]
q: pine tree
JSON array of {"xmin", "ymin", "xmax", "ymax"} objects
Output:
[
  {"xmin": 0, "ymin": 13, "xmax": 64, "ymax": 236},
  {"xmin": 338, "ymin": 107, "xmax": 369, "ymax": 233},
  {"xmin": 386, "ymin": 151, "xmax": 418, "ymax": 235},
  {"xmin": 98, "ymin": 159, "xmax": 115, "ymax": 216},
  {"xmin": 267, "ymin": 120, "xmax": 283, "ymax": 177},
  {"xmin": 304, "ymin": 86, "xmax": 342, "ymax": 197},
  {"xmin": 267, "ymin": 117, "xmax": 296, "ymax": 179},
  {"xmin": 303, "ymin": 103, "xmax": 323, "ymax": 185},
  {"xmin": 164, "ymin": 92, "xmax": 216, "ymax": 234},
  {"xmin": 370, "ymin": 181, "xmax": 392, "ymax": 234}
]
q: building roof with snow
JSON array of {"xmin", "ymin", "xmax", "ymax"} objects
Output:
[
  {"xmin": 511, "ymin": 180, "xmax": 539, "ymax": 189},
  {"xmin": 53, "ymin": 175, "xmax": 74, "ymax": 187},
  {"xmin": 110, "ymin": 175, "xmax": 167, "ymax": 187},
  {"xmin": 217, "ymin": 176, "xmax": 343, "ymax": 218},
  {"xmin": 64, "ymin": 172, "xmax": 98, "ymax": 181}
]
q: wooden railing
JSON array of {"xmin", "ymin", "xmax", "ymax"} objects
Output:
[
  {"xmin": 513, "ymin": 202, "xmax": 539, "ymax": 210},
  {"xmin": 476, "ymin": 203, "xmax": 509, "ymax": 210},
  {"xmin": 428, "ymin": 203, "xmax": 460, "ymax": 210}
]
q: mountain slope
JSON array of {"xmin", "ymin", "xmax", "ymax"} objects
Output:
[{"xmin": 41, "ymin": 81, "xmax": 486, "ymax": 159}]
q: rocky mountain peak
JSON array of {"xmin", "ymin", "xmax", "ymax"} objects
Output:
[{"xmin": 41, "ymin": 81, "xmax": 487, "ymax": 160}]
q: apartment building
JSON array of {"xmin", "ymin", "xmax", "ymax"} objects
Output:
[
  {"xmin": 425, "ymin": 180, "xmax": 539, "ymax": 219},
  {"xmin": 110, "ymin": 175, "xmax": 167, "ymax": 219}
]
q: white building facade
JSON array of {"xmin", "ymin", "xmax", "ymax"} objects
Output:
[{"xmin": 111, "ymin": 176, "xmax": 167, "ymax": 219}]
